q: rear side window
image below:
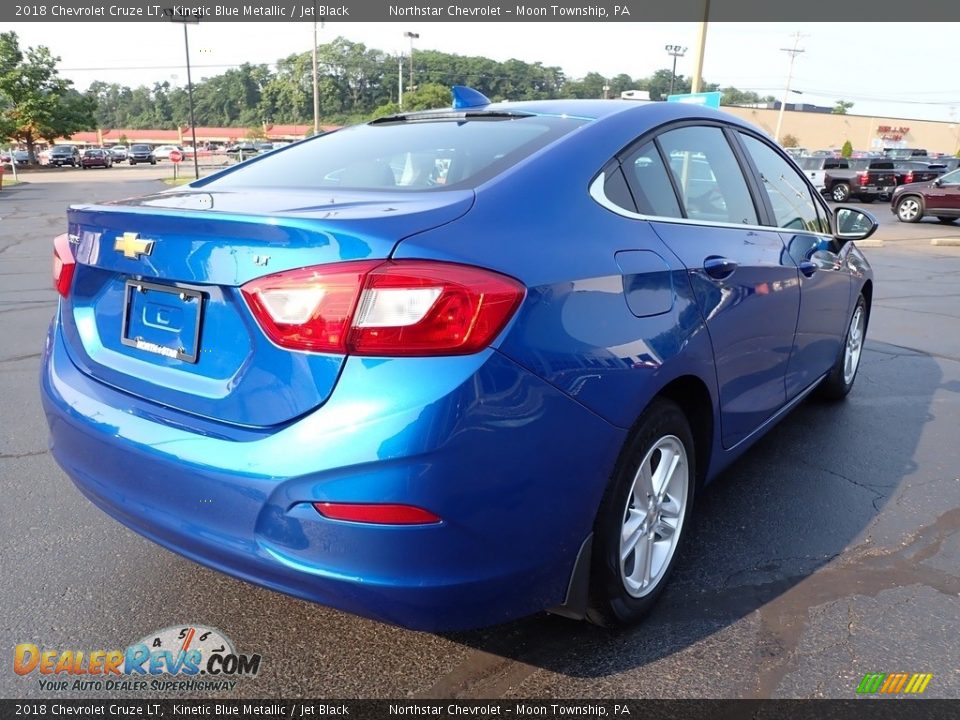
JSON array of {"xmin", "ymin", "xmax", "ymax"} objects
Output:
[
  {"xmin": 739, "ymin": 133, "xmax": 827, "ymax": 234},
  {"xmin": 620, "ymin": 142, "xmax": 682, "ymax": 218},
  {"xmin": 204, "ymin": 116, "xmax": 587, "ymax": 192},
  {"xmin": 657, "ymin": 126, "xmax": 758, "ymax": 225}
]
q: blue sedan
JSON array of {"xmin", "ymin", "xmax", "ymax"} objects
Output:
[{"xmin": 41, "ymin": 88, "xmax": 877, "ymax": 630}]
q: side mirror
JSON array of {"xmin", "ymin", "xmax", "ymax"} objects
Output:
[
  {"xmin": 834, "ymin": 206, "xmax": 879, "ymax": 243},
  {"xmin": 933, "ymin": 178, "xmax": 942, "ymax": 187}
]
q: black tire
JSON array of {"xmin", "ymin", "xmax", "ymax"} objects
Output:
[
  {"xmin": 586, "ymin": 398, "xmax": 696, "ymax": 628},
  {"xmin": 818, "ymin": 294, "xmax": 867, "ymax": 401},
  {"xmin": 895, "ymin": 195, "xmax": 923, "ymax": 223},
  {"xmin": 129, "ymin": 160, "xmax": 135, "ymax": 165},
  {"xmin": 830, "ymin": 183, "xmax": 851, "ymax": 202},
  {"xmin": 150, "ymin": 159, "xmax": 156, "ymax": 165},
  {"xmin": 937, "ymin": 217, "xmax": 957, "ymax": 225}
]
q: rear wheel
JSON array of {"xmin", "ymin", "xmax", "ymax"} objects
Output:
[
  {"xmin": 937, "ymin": 217, "xmax": 957, "ymax": 225},
  {"xmin": 831, "ymin": 183, "xmax": 851, "ymax": 202},
  {"xmin": 896, "ymin": 196, "xmax": 923, "ymax": 223},
  {"xmin": 587, "ymin": 398, "xmax": 695, "ymax": 627},
  {"xmin": 818, "ymin": 294, "xmax": 867, "ymax": 401}
]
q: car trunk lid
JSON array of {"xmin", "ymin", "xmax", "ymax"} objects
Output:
[{"xmin": 60, "ymin": 188, "xmax": 474, "ymax": 428}]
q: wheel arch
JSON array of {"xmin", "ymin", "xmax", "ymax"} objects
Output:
[{"xmin": 556, "ymin": 377, "xmax": 715, "ymax": 624}]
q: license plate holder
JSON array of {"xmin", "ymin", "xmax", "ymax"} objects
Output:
[{"xmin": 121, "ymin": 280, "xmax": 203, "ymax": 363}]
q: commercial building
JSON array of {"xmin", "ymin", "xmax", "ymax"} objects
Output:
[{"xmin": 723, "ymin": 107, "xmax": 960, "ymax": 155}]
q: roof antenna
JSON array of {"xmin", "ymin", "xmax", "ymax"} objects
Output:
[{"xmin": 451, "ymin": 86, "xmax": 491, "ymax": 110}]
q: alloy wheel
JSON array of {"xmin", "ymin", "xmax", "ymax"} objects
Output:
[{"xmin": 619, "ymin": 435, "xmax": 689, "ymax": 598}]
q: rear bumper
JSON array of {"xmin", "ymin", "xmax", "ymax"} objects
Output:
[{"xmin": 41, "ymin": 315, "xmax": 624, "ymax": 630}]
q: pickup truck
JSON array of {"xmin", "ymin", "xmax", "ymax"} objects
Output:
[
  {"xmin": 893, "ymin": 160, "xmax": 947, "ymax": 187},
  {"xmin": 797, "ymin": 156, "xmax": 850, "ymax": 192},
  {"xmin": 823, "ymin": 159, "xmax": 898, "ymax": 203}
]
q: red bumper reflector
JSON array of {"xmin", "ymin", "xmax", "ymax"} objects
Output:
[{"xmin": 312, "ymin": 502, "xmax": 441, "ymax": 525}]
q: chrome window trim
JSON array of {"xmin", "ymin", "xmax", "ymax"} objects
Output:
[{"xmin": 589, "ymin": 171, "xmax": 834, "ymax": 241}]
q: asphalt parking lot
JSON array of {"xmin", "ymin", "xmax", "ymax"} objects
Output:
[{"xmin": 2, "ymin": 169, "xmax": 959, "ymax": 699}]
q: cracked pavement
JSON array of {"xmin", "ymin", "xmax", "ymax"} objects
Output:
[{"xmin": 1, "ymin": 175, "xmax": 959, "ymax": 699}]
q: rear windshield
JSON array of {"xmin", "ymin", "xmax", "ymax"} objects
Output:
[{"xmin": 203, "ymin": 116, "xmax": 588, "ymax": 192}]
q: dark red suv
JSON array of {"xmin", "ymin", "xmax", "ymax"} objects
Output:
[{"xmin": 892, "ymin": 168, "xmax": 960, "ymax": 224}]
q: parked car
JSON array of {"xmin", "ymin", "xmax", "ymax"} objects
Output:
[
  {"xmin": 883, "ymin": 148, "xmax": 928, "ymax": 160},
  {"xmin": 108, "ymin": 146, "xmax": 128, "ymax": 162},
  {"xmin": 823, "ymin": 159, "xmax": 898, "ymax": 203},
  {"xmin": 893, "ymin": 160, "xmax": 946, "ymax": 187},
  {"xmin": 154, "ymin": 145, "xmax": 184, "ymax": 161},
  {"xmin": 891, "ymin": 167, "xmax": 960, "ymax": 224},
  {"xmin": 42, "ymin": 89, "xmax": 878, "ymax": 631},
  {"xmin": 226, "ymin": 142, "xmax": 257, "ymax": 156},
  {"xmin": 798, "ymin": 155, "xmax": 850, "ymax": 192},
  {"xmin": 12, "ymin": 150, "xmax": 30, "ymax": 166},
  {"xmin": 48, "ymin": 145, "xmax": 81, "ymax": 167},
  {"xmin": 80, "ymin": 148, "xmax": 114, "ymax": 169},
  {"xmin": 128, "ymin": 144, "xmax": 156, "ymax": 165}
]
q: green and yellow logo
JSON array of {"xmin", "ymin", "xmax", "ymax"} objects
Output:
[{"xmin": 857, "ymin": 672, "xmax": 933, "ymax": 695}]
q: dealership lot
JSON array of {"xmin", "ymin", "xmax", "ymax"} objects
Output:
[{"xmin": 2, "ymin": 173, "xmax": 959, "ymax": 698}]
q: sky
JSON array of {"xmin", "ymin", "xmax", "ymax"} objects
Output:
[{"xmin": 8, "ymin": 21, "xmax": 960, "ymax": 123}]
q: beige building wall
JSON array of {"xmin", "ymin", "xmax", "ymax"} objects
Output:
[{"xmin": 723, "ymin": 107, "xmax": 960, "ymax": 155}]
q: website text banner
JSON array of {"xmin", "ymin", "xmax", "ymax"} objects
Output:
[
  {"xmin": 4, "ymin": 0, "xmax": 959, "ymax": 23},
  {"xmin": 1, "ymin": 700, "xmax": 959, "ymax": 719}
]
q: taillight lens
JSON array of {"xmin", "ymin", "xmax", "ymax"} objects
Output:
[
  {"xmin": 242, "ymin": 260, "xmax": 525, "ymax": 356},
  {"xmin": 52, "ymin": 233, "xmax": 76, "ymax": 297},
  {"xmin": 241, "ymin": 260, "xmax": 380, "ymax": 353},
  {"xmin": 903, "ymin": 171, "xmax": 914, "ymax": 184},
  {"xmin": 857, "ymin": 171, "xmax": 869, "ymax": 183}
]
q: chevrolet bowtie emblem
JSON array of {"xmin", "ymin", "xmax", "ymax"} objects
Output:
[{"xmin": 114, "ymin": 232, "xmax": 155, "ymax": 260}]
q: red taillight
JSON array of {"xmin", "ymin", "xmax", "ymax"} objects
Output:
[
  {"xmin": 241, "ymin": 260, "xmax": 381, "ymax": 353},
  {"xmin": 242, "ymin": 260, "xmax": 525, "ymax": 356},
  {"xmin": 857, "ymin": 171, "xmax": 869, "ymax": 183},
  {"xmin": 312, "ymin": 502, "xmax": 441, "ymax": 525},
  {"xmin": 52, "ymin": 233, "xmax": 76, "ymax": 297},
  {"xmin": 903, "ymin": 171, "xmax": 914, "ymax": 184}
]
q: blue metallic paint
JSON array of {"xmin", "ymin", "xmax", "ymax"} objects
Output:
[{"xmin": 41, "ymin": 99, "xmax": 873, "ymax": 630}]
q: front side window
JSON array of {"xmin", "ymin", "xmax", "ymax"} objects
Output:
[
  {"xmin": 656, "ymin": 126, "xmax": 758, "ymax": 225},
  {"xmin": 739, "ymin": 133, "xmax": 827, "ymax": 234},
  {"xmin": 940, "ymin": 169, "xmax": 960, "ymax": 185}
]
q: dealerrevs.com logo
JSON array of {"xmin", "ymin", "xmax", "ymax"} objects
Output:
[{"xmin": 14, "ymin": 625, "xmax": 261, "ymax": 692}]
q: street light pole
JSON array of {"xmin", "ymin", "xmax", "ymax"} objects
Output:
[
  {"xmin": 665, "ymin": 44, "xmax": 687, "ymax": 98},
  {"xmin": 403, "ymin": 31, "xmax": 419, "ymax": 89},
  {"xmin": 775, "ymin": 32, "xmax": 807, "ymax": 143}
]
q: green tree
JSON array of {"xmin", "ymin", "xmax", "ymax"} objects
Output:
[
  {"xmin": 781, "ymin": 134, "xmax": 800, "ymax": 148},
  {"xmin": 0, "ymin": 31, "xmax": 95, "ymax": 162},
  {"xmin": 833, "ymin": 100, "xmax": 854, "ymax": 115},
  {"xmin": 719, "ymin": 87, "xmax": 776, "ymax": 106},
  {"xmin": 841, "ymin": 140, "xmax": 853, "ymax": 157}
]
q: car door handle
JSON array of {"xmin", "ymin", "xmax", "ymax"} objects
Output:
[
  {"xmin": 798, "ymin": 261, "xmax": 817, "ymax": 277},
  {"xmin": 703, "ymin": 256, "xmax": 738, "ymax": 280}
]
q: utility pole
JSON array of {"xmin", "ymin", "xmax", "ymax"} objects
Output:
[
  {"xmin": 689, "ymin": 0, "xmax": 710, "ymax": 93},
  {"xmin": 311, "ymin": 4, "xmax": 325, "ymax": 136},
  {"xmin": 665, "ymin": 44, "xmax": 687, "ymax": 98},
  {"xmin": 775, "ymin": 32, "xmax": 807, "ymax": 143},
  {"xmin": 165, "ymin": 13, "xmax": 200, "ymax": 179},
  {"xmin": 398, "ymin": 55, "xmax": 404, "ymax": 110}
]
